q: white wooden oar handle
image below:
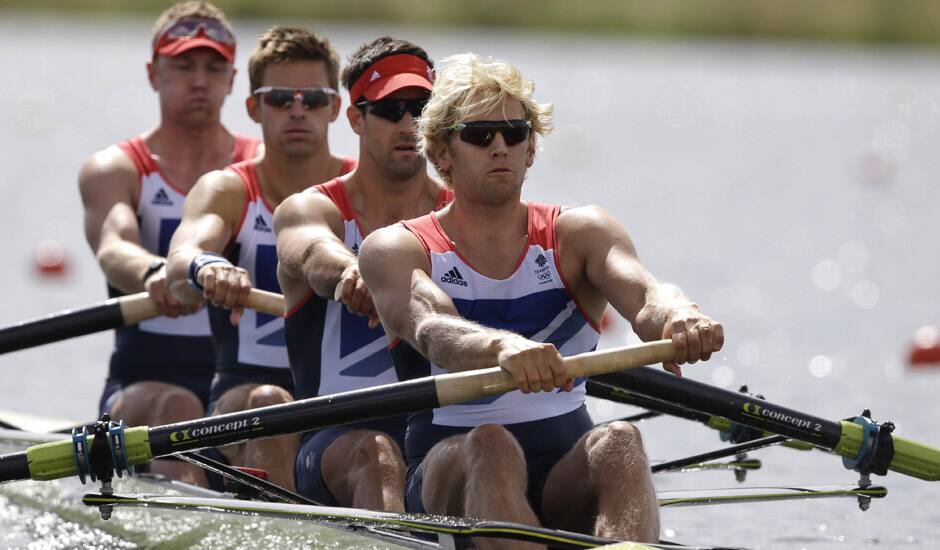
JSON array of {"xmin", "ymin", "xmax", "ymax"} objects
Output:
[
  {"xmin": 119, "ymin": 288, "xmax": 286, "ymax": 325},
  {"xmin": 435, "ymin": 340, "xmax": 677, "ymax": 407}
]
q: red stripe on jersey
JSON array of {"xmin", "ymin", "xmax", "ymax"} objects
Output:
[
  {"xmin": 527, "ymin": 202, "xmax": 559, "ymax": 250},
  {"xmin": 117, "ymin": 137, "xmax": 156, "ymax": 176},
  {"xmin": 226, "ymin": 160, "xmax": 260, "ymax": 241},
  {"xmin": 315, "ymin": 178, "xmax": 356, "ymax": 221}
]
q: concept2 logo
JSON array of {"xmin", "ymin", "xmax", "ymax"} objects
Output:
[
  {"xmin": 168, "ymin": 417, "xmax": 262, "ymax": 446},
  {"xmin": 741, "ymin": 401, "xmax": 821, "ymax": 433}
]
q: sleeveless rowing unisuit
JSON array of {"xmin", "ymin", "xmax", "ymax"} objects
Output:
[
  {"xmin": 392, "ymin": 202, "xmax": 600, "ymax": 514},
  {"xmin": 207, "ymin": 158, "xmax": 356, "ymax": 404},
  {"xmin": 289, "ymin": 177, "xmax": 452, "ymax": 506},
  {"xmin": 100, "ymin": 134, "xmax": 259, "ymax": 412},
  {"xmin": 285, "ymin": 178, "xmax": 453, "ymax": 400}
]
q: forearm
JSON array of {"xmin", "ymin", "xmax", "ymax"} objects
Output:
[
  {"xmin": 96, "ymin": 239, "xmax": 160, "ymax": 295},
  {"xmin": 285, "ymin": 237, "xmax": 357, "ymax": 299},
  {"xmin": 633, "ymin": 282, "xmax": 699, "ymax": 341},
  {"xmin": 414, "ymin": 314, "xmax": 526, "ymax": 373}
]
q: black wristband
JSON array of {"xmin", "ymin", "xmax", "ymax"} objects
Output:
[{"xmin": 141, "ymin": 259, "xmax": 165, "ymax": 284}]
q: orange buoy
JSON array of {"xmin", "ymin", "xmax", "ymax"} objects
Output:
[
  {"xmin": 909, "ymin": 326, "xmax": 940, "ymax": 367},
  {"xmin": 34, "ymin": 239, "xmax": 68, "ymax": 276}
]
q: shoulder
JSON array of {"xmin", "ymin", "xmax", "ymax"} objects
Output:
[
  {"xmin": 184, "ymin": 168, "xmax": 248, "ymax": 219},
  {"xmin": 361, "ymin": 224, "xmax": 425, "ymax": 263},
  {"xmin": 556, "ymin": 205, "xmax": 636, "ymax": 254},
  {"xmin": 273, "ymin": 186, "xmax": 341, "ymax": 230},
  {"xmin": 556, "ymin": 204, "xmax": 622, "ymax": 236},
  {"xmin": 360, "ymin": 224, "xmax": 429, "ymax": 285},
  {"xmin": 194, "ymin": 167, "xmax": 247, "ymax": 196},
  {"xmin": 78, "ymin": 145, "xmax": 138, "ymax": 194}
]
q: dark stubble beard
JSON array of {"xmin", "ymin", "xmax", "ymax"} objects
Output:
[{"xmin": 384, "ymin": 154, "xmax": 426, "ymax": 181}]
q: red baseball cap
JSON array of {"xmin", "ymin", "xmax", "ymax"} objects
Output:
[
  {"xmin": 153, "ymin": 18, "xmax": 236, "ymax": 63},
  {"xmin": 350, "ymin": 54, "xmax": 434, "ymax": 102}
]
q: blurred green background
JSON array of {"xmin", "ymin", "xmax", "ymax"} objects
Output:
[{"xmin": 4, "ymin": 0, "xmax": 940, "ymax": 45}]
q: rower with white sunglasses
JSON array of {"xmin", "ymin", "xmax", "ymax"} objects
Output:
[{"xmin": 165, "ymin": 25, "xmax": 355, "ymax": 492}]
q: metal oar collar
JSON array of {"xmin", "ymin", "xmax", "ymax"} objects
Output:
[{"xmin": 843, "ymin": 409, "xmax": 896, "ymax": 477}]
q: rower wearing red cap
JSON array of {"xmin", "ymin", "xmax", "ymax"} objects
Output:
[
  {"xmin": 165, "ymin": 26, "xmax": 354, "ymax": 491},
  {"xmin": 77, "ymin": 1, "xmax": 258, "ymax": 486},
  {"xmin": 274, "ymin": 37, "xmax": 452, "ymax": 511}
]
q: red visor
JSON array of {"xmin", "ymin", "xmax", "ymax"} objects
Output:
[
  {"xmin": 153, "ymin": 19, "xmax": 235, "ymax": 63},
  {"xmin": 350, "ymin": 54, "xmax": 434, "ymax": 102}
]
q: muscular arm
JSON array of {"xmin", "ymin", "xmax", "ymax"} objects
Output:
[
  {"xmin": 558, "ymin": 206, "xmax": 723, "ymax": 376},
  {"xmin": 274, "ymin": 191, "xmax": 352, "ymax": 296},
  {"xmin": 78, "ymin": 147, "xmax": 156, "ymax": 294},
  {"xmin": 166, "ymin": 170, "xmax": 247, "ymax": 307},
  {"xmin": 79, "ymin": 147, "xmax": 195, "ymax": 317},
  {"xmin": 359, "ymin": 226, "xmax": 570, "ymax": 393},
  {"xmin": 274, "ymin": 189, "xmax": 379, "ymax": 325}
]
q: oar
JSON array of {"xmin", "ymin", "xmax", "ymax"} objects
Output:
[
  {"xmin": 0, "ymin": 289, "xmax": 285, "ymax": 355},
  {"xmin": 587, "ymin": 379, "xmax": 813, "ymax": 451},
  {"xmin": 657, "ymin": 484, "xmax": 887, "ymax": 508},
  {"xmin": 593, "ymin": 368, "xmax": 940, "ymax": 482},
  {"xmin": 0, "ymin": 340, "xmax": 676, "ymax": 484}
]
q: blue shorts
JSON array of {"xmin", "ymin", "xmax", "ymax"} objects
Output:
[
  {"xmin": 206, "ymin": 367, "xmax": 296, "ymax": 415},
  {"xmin": 404, "ymin": 405, "xmax": 593, "ymax": 517},
  {"xmin": 295, "ymin": 415, "xmax": 407, "ymax": 506}
]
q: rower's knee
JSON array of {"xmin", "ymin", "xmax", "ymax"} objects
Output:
[
  {"xmin": 246, "ymin": 384, "xmax": 292, "ymax": 409},
  {"xmin": 153, "ymin": 388, "xmax": 204, "ymax": 425},
  {"xmin": 466, "ymin": 424, "xmax": 518, "ymax": 454},
  {"xmin": 112, "ymin": 383, "xmax": 202, "ymax": 426},
  {"xmin": 464, "ymin": 424, "xmax": 526, "ymax": 475},
  {"xmin": 586, "ymin": 421, "xmax": 648, "ymax": 470},
  {"xmin": 352, "ymin": 432, "xmax": 404, "ymax": 470}
]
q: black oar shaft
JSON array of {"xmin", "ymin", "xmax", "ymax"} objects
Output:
[
  {"xmin": 0, "ymin": 451, "xmax": 29, "ymax": 483},
  {"xmin": 0, "ymin": 297, "xmax": 135, "ymax": 354},
  {"xmin": 595, "ymin": 369, "xmax": 844, "ymax": 448},
  {"xmin": 0, "ymin": 289, "xmax": 284, "ymax": 356},
  {"xmin": 148, "ymin": 378, "xmax": 440, "ymax": 456},
  {"xmin": 6, "ymin": 341, "xmax": 675, "ymax": 484},
  {"xmin": 586, "ymin": 379, "xmax": 714, "ymax": 424}
]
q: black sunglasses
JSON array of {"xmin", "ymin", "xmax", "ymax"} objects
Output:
[
  {"xmin": 356, "ymin": 97, "xmax": 428, "ymax": 123},
  {"xmin": 450, "ymin": 119, "xmax": 532, "ymax": 147},
  {"xmin": 253, "ymin": 86, "xmax": 337, "ymax": 110}
]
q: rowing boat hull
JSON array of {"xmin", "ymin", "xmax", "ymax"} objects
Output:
[{"xmin": 0, "ymin": 429, "xmax": 417, "ymax": 549}]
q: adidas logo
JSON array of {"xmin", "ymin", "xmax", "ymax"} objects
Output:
[
  {"xmin": 440, "ymin": 266, "xmax": 468, "ymax": 287},
  {"xmin": 351, "ymin": 243, "xmax": 360, "ymax": 256},
  {"xmin": 535, "ymin": 253, "xmax": 548, "ymax": 267},
  {"xmin": 254, "ymin": 215, "xmax": 271, "ymax": 233},
  {"xmin": 369, "ymin": 70, "xmax": 381, "ymax": 82},
  {"xmin": 151, "ymin": 188, "xmax": 173, "ymax": 206}
]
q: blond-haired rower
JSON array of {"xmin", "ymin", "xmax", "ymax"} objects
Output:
[
  {"xmin": 359, "ymin": 53, "xmax": 724, "ymax": 546},
  {"xmin": 166, "ymin": 26, "xmax": 354, "ymax": 490}
]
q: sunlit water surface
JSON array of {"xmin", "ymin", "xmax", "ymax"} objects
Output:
[{"xmin": 1, "ymin": 12, "xmax": 939, "ymax": 549}]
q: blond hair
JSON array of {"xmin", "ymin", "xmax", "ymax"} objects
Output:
[
  {"xmin": 248, "ymin": 26, "xmax": 340, "ymax": 94},
  {"xmin": 417, "ymin": 53, "xmax": 553, "ymax": 184},
  {"xmin": 151, "ymin": 1, "xmax": 233, "ymax": 49}
]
